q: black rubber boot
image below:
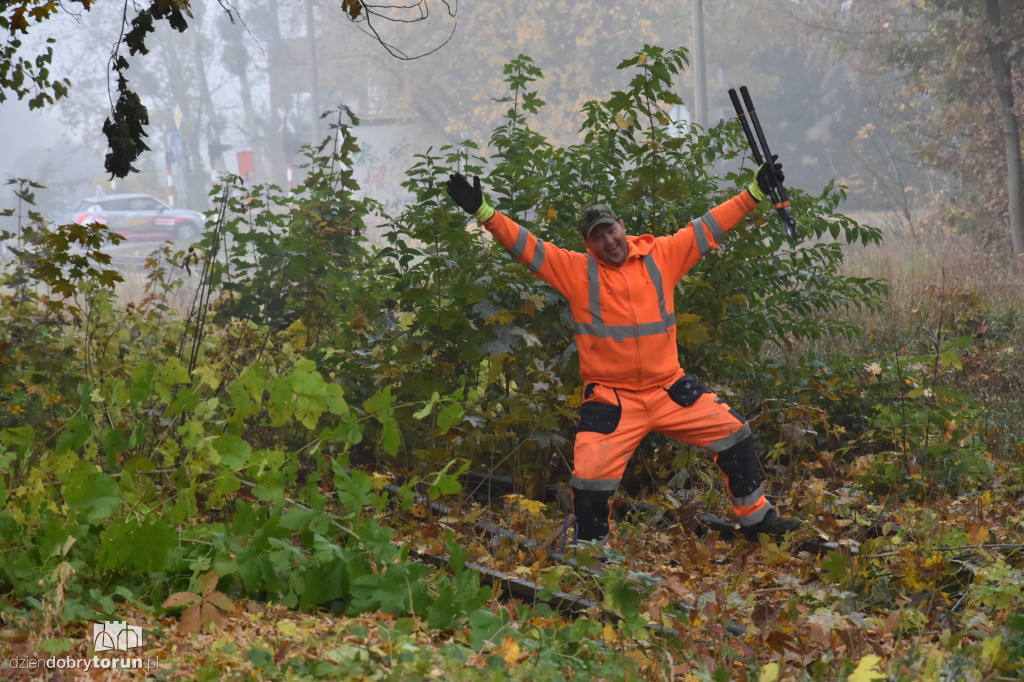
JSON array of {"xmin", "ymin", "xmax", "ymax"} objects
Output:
[
  {"xmin": 741, "ymin": 509, "xmax": 802, "ymax": 541},
  {"xmin": 572, "ymin": 488, "xmax": 614, "ymax": 543}
]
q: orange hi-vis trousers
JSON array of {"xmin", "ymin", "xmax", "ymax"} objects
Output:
[{"xmin": 570, "ymin": 370, "xmax": 772, "ymax": 542}]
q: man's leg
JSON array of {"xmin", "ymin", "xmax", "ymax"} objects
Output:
[
  {"xmin": 571, "ymin": 383, "xmax": 649, "ymax": 543},
  {"xmin": 714, "ymin": 433, "xmax": 772, "ymax": 526},
  {"xmin": 654, "ymin": 372, "xmax": 800, "ymax": 538},
  {"xmin": 571, "ymin": 488, "xmax": 616, "ymax": 542}
]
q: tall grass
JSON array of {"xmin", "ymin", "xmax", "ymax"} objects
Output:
[{"xmin": 828, "ymin": 214, "xmax": 1024, "ymax": 464}]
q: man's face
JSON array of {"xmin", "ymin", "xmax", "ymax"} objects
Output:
[{"xmin": 584, "ymin": 220, "xmax": 628, "ymax": 266}]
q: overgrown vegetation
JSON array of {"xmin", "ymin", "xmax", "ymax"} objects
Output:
[{"xmin": 2, "ymin": 48, "xmax": 1023, "ymax": 680}]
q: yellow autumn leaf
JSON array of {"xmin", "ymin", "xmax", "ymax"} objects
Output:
[
  {"xmin": 495, "ymin": 636, "xmax": 520, "ymax": 664},
  {"xmin": 615, "ymin": 112, "xmax": 635, "ymax": 129},
  {"xmin": 759, "ymin": 662, "xmax": 780, "ymax": 682},
  {"xmin": 547, "ymin": 205, "xmax": 557, "ymax": 221},
  {"xmin": 848, "ymin": 655, "xmax": 887, "ymax": 682},
  {"xmin": 503, "ymin": 494, "xmax": 546, "ymax": 516},
  {"xmin": 278, "ymin": 620, "xmax": 302, "ymax": 638},
  {"xmin": 968, "ymin": 523, "xmax": 990, "ymax": 544},
  {"xmin": 193, "ymin": 364, "xmax": 222, "ymax": 390},
  {"xmin": 521, "ymin": 498, "xmax": 546, "ymax": 515},
  {"xmin": 981, "ymin": 634, "xmax": 1006, "ymax": 668},
  {"xmin": 602, "ymin": 622, "xmax": 617, "ymax": 642},
  {"xmin": 287, "ymin": 318, "xmax": 308, "ymax": 350}
]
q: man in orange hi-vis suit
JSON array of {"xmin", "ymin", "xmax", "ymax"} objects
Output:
[{"xmin": 445, "ymin": 162, "xmax": 801, "ymax": 544}]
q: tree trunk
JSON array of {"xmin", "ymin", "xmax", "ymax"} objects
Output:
[
  {"xmin": 157, "ymin": 30, "xmax": 201, "ymax": 208},
  {"xmin": 984, "ymin": 0, "xmax": 1024, "ymax": 257}
]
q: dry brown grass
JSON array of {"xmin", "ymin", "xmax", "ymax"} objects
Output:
[
  {"xmin": 111, "ymin": 262, "xmax": 198, "ymax": 318},
  {"xmin": 824, "ymin": 212, "xmax": 1024, "ymax": 355}
]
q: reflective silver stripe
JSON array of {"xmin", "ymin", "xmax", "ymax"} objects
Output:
[
  {"xmin": 570, "ymin": 475, "xmax": 620, "ymax": 491},
  {"xmin": 643, "ymin": 254, "xmax": 670, "ymax": 322},
  {"xmin": 575, "ymin": 320, "xmax": 672, "ymax": 338},
  {"xmin": 737, "ymin": 502, "xmax": 773, "ymax": 526},
  {"xmin": 706, "ymin": 423, "xmax": 751, "ymax": 453},
  {"xmin": 574, "ymin": 254, "xmax": 674, "ymax": 340},
  {"xmin": 733, "ymin": 485, "xmax": 766, "ymax": 508},
  {"xmin": 703, "ymin": 210, "xmax": 725, "ymax": 241},
  {"xmin": 586, "ymin": 255, "xmax": 603, "ymax": 325},
  {"xmin": 510, "ymin": 225, "xmax": 529, "ymax": 258},
  {"xmin": 528, "ymin": 239, "xmax": 546, "ymax": 273},
  {"xmin": 692, "ymin": 216, "xmax": 712, "ymax": 255},
  {"xmin": 506, "ymin": 225, "xmax": 546, "ymax": 273}
]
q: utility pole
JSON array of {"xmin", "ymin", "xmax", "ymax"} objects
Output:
[
  {"xmin": 692, "ymin": 0, "xmax": 708, "ymax": 130},
  {"xmin": 304, "ymin": 0, "xmax": 321, "ymax": 146}
]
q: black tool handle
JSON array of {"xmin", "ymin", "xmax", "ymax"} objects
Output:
[{"xmin": 729, "ymin": 86, "xmax": 798, "ymax": 242}]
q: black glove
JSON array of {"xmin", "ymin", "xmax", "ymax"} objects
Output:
[
  {"xmin": 756, "ymin": 154, "xmax": 784, "ymax": 195},
  {"xmin": 446, "ymin": 173, "xmax": 483, "ymax": 214}
]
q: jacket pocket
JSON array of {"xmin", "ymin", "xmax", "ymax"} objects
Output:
[
  {"xmin": 665, "ymin": 374, "xmax": 712, "ymax": 407},
  {"xmin": 579, "ymin": 383, "xmax": 622, "ymax": 434}
]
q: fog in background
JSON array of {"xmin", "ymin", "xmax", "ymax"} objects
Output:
[{"xmin": 0, "ymin": 1, "xmax": 918, "ymax": 228}]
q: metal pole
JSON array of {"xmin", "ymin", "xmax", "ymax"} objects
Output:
[
  {"xmin": 304, "ymin": 0, "xmax": 321, "ymax": 146},
  {"xmin": 692, "ymin": 0, "xmax": 707, "ymax": 130}
]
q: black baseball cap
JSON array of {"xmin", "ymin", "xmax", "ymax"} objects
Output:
[{"xmin": 578, "ymin": 204, "xmax": 620, "ymax": 239}]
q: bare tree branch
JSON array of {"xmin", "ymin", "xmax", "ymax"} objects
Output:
[{"xmin": 347, "ymin": 0, "xmax": 457, "ymax": 61}]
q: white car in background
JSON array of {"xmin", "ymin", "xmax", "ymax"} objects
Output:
[{"xmin": 69, "ymin": 193, "xmax": 205, "ymax": 243}]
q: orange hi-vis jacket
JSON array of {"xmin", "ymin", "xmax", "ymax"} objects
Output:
[{"xmin": 480, "ymin": 191, "xmax": 759, "ymax": 390}]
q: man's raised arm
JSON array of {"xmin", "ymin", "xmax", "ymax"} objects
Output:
[{"xmin": 445, "ymin": 173, "xmax": 581, "ymax": 293}]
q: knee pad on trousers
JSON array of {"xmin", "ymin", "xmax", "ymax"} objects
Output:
[
  {"xmin": 714, "ymin": 436, "xmax": 762, "ymax": 499},
  {"xmin": 572, "ymin": 488, "xmax": 615, "ymax": 542}
]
